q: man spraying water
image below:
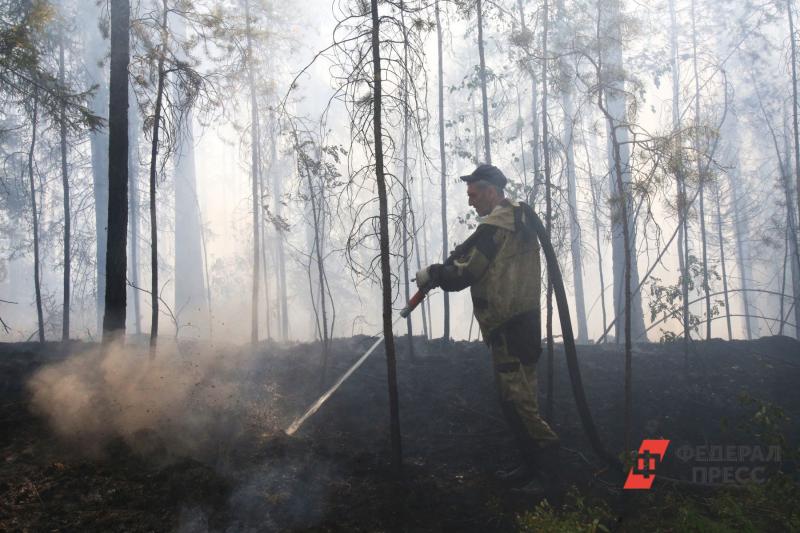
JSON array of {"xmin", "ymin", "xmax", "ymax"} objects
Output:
[{"xmin": 416, "ymin": 164, "xmax": 560, "ymax": 492}]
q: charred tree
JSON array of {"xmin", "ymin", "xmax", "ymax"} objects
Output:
[
  {"xmin": 102, "ymin": 0, "xmax": 130, "ymax": 341},
  {"xmin": 146, "ymin": 0, "xmax": 169, "ymax": 351},
  {"xmin": 371, "ymin": 0, "xmax": 402, "ymax": 473}
]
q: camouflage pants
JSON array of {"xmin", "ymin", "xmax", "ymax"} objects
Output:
[{"xmin": 488, "ymin": 315, "xmax": 558, "ymax": 463}]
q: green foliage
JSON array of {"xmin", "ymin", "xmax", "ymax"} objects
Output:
[
  {"xmin": 0, "ymin": 0, "xmax": 101, "ymax": 131},
  {"xmin": 627, "ymin": 476, "xmax": 800, "ymax": 532},
  {"xmin": 737, "ymin": 392, "xmax": 794, "ymax": 458},
  {"xmin": 516, "ymin": 487, "xmax": 613, "ymax": 533},
  {"xmin": 647, "ymin": 254, "xmax": 725, "ymax": 342}
]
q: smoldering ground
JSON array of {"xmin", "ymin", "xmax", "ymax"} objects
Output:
[
  {"xmin": 21, "ymin": 338, "xmax": 359, "ymax": 530},
  {"xmin": 26, "ymin": 340, "xmax": 282, "ymax": 460}
]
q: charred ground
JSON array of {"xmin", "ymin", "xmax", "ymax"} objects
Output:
[{"xmin": 1, "ymin": 336, "xmax": 799, "ymax": 531}]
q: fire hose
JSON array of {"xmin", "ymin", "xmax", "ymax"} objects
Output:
[{"xmin": 286, "ymin": 206, "xmax": 621, "ymax": 471}]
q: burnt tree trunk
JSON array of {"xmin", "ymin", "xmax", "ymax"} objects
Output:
[
  {"xmin": 371, "ymin": 0, "xmax": 402, "ymax": 473},
  {"xmin": 147, "ymin": 0, "xmax": 169, "ymax": 351},
  {"xmin": 102, "ymin": 0, "xmax": 130, "ymax": 341}
]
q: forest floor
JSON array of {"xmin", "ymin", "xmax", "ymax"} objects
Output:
[{"xmin": 0, "ymin": 334, "xmax": 799, "ymax": 532}]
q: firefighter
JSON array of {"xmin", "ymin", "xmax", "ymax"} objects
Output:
[{"xmin": 416, "ymin": 164, "xmax": 560, "ymax": 491}]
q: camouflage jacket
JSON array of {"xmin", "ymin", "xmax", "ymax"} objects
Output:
[{"xmin": 436, "ymin": 199, "xmax": 541, "ymax": 339}]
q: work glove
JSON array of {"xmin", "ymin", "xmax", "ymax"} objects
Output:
[{"xmin": 415, "ymin": 265, "xmax": 442, "ymax": 291}]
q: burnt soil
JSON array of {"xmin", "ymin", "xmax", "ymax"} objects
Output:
[{"xmin": 1, "ymin": 335, "xmax": 799, "ymax": 531}]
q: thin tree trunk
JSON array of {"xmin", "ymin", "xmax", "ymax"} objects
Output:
[
  {"xmin": 259, "ymin": 128, "xmax": 271, "ymax": 341},
  {"xmin": 755, "ymin": 80, "xmax": 800, "ymax": 340},
  {"xmin": 28, "ymin": 92, "xmax": 44, "ymax": 343},
  {"xmin": 129, "ymin": 89, "xmax": 142, "ymax": 335},
  {"xmin": 303, "ymin": 142, "xmax": 330, "ymax": 382},
  {"xmin": 583, "ymin": 123, "xmax": 608, "ymax": 338},
  {"xmin": 147, "ymin": 1, "xmax": 168, "ymax": 352},
  {"xmin": 598, "ymin": 0, "xmax": 632, "ymax": 455},
  {"xmin": 515, "ymin": 0, "xmax": 541, "ymax": 204},
  {"xmin": 670, "ymin": 0, "xmax": 690, "ymax": 350},
  {"xmin": 542, "ymin": 0, "xmax": 554, "ymax": 422},
  {"xmin": 604, "ymin": 96, "xmax": 633, "ymax": 458},
  {"xmin": 780, "ymin": 224, "xmax": 789, "ymax": 336},
  {"xmin": 790, "ymin": 0, "xmax": 800, "ymax": 265},
  {"xmin": 555, "ymin": 0, "xmax": 588, "ymax": 344},
  {"xmin": 785, "ymin": 113, "xmax": 800, "ymax": 339},
  {"xmin": 731, "ymin": 168, "xmax": 752, "ymax": 339},
  {"xmin": 59, "ymin": 37, "xmax": 71, "ymax": 341},
  {"xmin": 476, "ymin": 0, "xmax": 491, "ymax": 164},
  {"xmin": 400, "ymin": 2, "xmax": 414, "ymax": 358},
  {"xmin": 244, "ymin": 0, "xmax": 260, "ymax": 345},
  {"xmin": 436, "ymin": 0, "xmax": 450, "ymax": 340},
  {"xmin": 371, "ymin": 0, "xmax": 402, "ymax": 473},
  {"xmin": 102, "ymin": 0, "xmax": 129, "ymax": 341},
  {"xmin": 713, "ymin": 184, "xmax": 732, "ymax": 340},
  {"xmin": 172, "ymin": 15, "xmax": 206, "ymax": 334},
  {"xmin": 516, "ymin": 89, "xmax": 528, "ymax": 191},
  {"xmin": 788, "ymin": 0, "xmax": 800, "ymax": 338},
  {"xmin": 601, "ymin": 0, "xmax": 647, "ymax": 344},
  {"xmin": 691, "ymin": 0, "xmax": 712, "ymax": 340},
  {"xmin": 410, "ymin": 193, "xmax": 429, "ymax": 339},
  {"xmin": 84, "ymin": 0, "xmax": 110, "ymax": 335}
]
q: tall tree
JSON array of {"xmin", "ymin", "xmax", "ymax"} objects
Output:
[
  {"xmin": 102, "ymin": 0, "xmax": 130, "ymax": 341},
  {"xmin": 476, "ymin": 0, "xmax": 491, "ymax": 163},
  {"xmin": 59, "ymin": 33, "xmax": 71, "ymax": 340},
  {"xmin": 669, "ymin": 0, "xmax": 691, "ymax": 348},
  {"xmin": 400, "ymin": 2, "xmax": 414, "ymax": 358},
  {"xmin": 690, "ymin": 0, "xmax": 712, "ymax": 340},
  {"xmin": 128, "ymin": 90, "xmax": 142, "ymax": 335},
  {"xmin": 435, "ymin": 0, "xmax": 450, "ymax": 339},
  {"xmin": 599, "ymin": 0, "xmax": 647, "ymax": 343},
  {"xmin": 370, "ymin": 0, "xmax": 402, "ymax": 472},
  {"xmin": 542, "ymin": 0, "xmax": 555, "ymax": 421},
  {"xmin": 82, "ymin": 0, "xmax": 110, "ymax": 334},
  {"xmin": 27, "ymin": 92, "xmax": 44, "ymax": 343},
  {"xmin": 244, "ymin": 0, "xmax": 261, "ymax": 345},
  {"xmin": 514, "ymin": 0, "xmax": 542, "ymax": 204},
  {"xmin": 145, "ymin": 0, "xmax": 170, "ymax": 350},
  {"xmin": 172, "ymin": 15, "xmax": 207, "ymax": 335},
  {"xmin": 556, "ymin": 0, "xmax": 588, "ymax": 344}
]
